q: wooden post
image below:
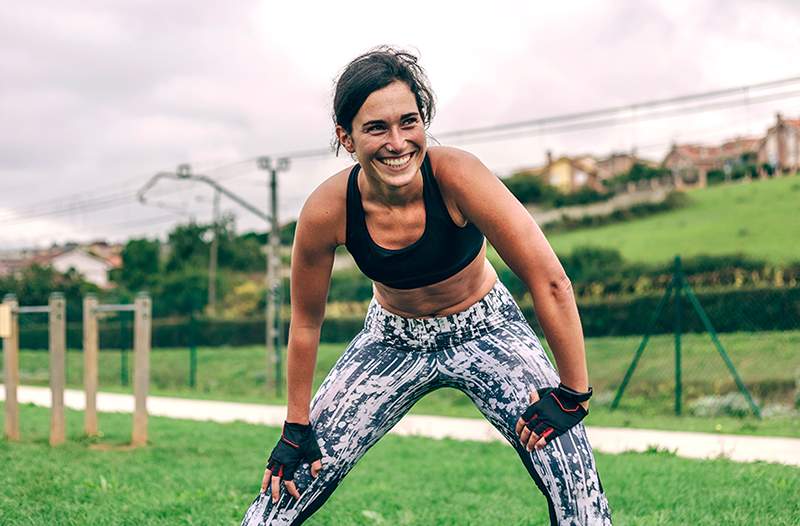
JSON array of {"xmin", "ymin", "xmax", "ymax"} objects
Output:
[
  {"xmin": 131, "ymin": 292, "xmax": 151, "ymax": 447},
  {"xmin": 49, "ymin": 293, "xmax": 66, "ymax": 446},
  {"xmin": 2, "ymin": 294, "xmax": 19, "ymax": 441},
  {"xmin": 83, "ymin": 294, "xmax": 99, "ymax": 436}
]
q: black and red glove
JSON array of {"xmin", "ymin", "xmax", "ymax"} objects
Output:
[
  {"xmin": 520, "ymin": 383, "xmax": 593, "ymax": 446},
  {"xmin": 266, "ymin": 422, "xmax": 323, "ymax": 481}
]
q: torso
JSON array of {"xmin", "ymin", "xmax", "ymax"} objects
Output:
[{"xmin": 328, "ymin": 147, "xmax": 497, "ymax": 318}]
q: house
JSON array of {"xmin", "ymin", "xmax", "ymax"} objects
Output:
[
  {"xmin": 518, "ymin": 151, "xmax": 605, "ymax": 193},
  {"xmin": 663, "ymin": 136, "xmax": 761, "ymax": 188},
  {"xmin": 0, "ymin": 246, "xmax": 118, "ymax": 288},
  {"xmin": 40, "ymin": 248, "xmax": 115, "ymax": 288},
  {"xmin": 758, "ymin": 113, "xmax": 800, "ymax": 176},
  {"xmin": 662, "ymin": 143, "xmax": 721, "ymax": 189}
]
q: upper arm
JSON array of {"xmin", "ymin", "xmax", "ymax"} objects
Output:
[
  {"xmin": 430, "ymin": 147, "xmax": 566, "ymax": 288},
  {"xmin": 289, "ymin": 178, "xmax": 344, "ymax": 329}
]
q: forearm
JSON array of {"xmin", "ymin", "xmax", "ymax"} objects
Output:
[
  {"xmin": 529, "ymin": 275, "xmax": 589, "ymax": 393},
  {"xmin": 285, "ymin": 325, "xmax": 322, "ymax": 424}
]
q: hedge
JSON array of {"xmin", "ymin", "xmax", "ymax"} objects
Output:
[{"xmin": 14, "ymin": 286, "xmax": 799, "ymax": 349}]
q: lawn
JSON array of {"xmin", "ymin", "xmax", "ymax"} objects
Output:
[
  {"xmin": 1, "ymin": 403, "xmax": 798, "ymax": 525},
  {"xmin": 540, "ymin": 175, "xmax": 800, "ymax": 264},
  {"xmin": 5, "ymin": 330, "xmax": 799, "ymax": 438}
]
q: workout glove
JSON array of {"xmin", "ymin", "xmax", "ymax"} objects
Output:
[
  {"xmin": 521, "ymin": 383, "xmax": 593, "ymax": 446},
  {"xmin": 266, "ymin": 422, "xmax": 323, "ymax": 481}
]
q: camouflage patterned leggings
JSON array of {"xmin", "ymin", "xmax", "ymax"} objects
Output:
[{"xmin": 241, "ymin": 280, "xmax": 612, "ymax": 525}]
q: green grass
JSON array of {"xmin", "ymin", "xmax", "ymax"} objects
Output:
[
  {"xmin": 1, "ymin": 403, "xmax": 798, "ymax": 525},
  {"xmin": 6, "ymin": 330, "xmax": 799, "ymax": 438},
  {"xmin": 541, "ymin": 175, "xmax": 800, "ymax": 263}
]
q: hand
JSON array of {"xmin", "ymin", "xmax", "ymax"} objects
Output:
[
  {"xmin": 261, "ymin": 422, "xmax": 324, "ymax": 503},
  {"xmin": 514, "ymin": 384, "xmax": 592, "ymax": 451}
]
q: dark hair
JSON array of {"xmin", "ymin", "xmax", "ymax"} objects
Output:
[{"xmin": 332, "ymin": 46, "xmax": 436, "ymax": 155}]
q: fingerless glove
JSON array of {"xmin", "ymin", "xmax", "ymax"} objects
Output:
[
  {"xmin": 266, "ymin": 422, "xmax": 323, "ymax": 481},
  {"xmin": 521, "ymin": 383, "xmax": 592, "ymax": 446}
]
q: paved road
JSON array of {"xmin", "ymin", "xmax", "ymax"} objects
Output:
[{"xmin": 3, "ymin": 385, "xmax": 799, "ymax": 467}]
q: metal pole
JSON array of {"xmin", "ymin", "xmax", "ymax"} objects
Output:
[
  {"xmin": 2, "ymin": 294, "xmax": 19, "ymax": 441},
  {"xmin": 259, "ymin": 156, "xmax": 288, "ymax": 397},
  {"xmin": 83, "ymin": 294, "xmax": 99, "ymax": 436},
  {"xmin": 674, "ymin": 256, "xmax": 683, "ymax": 416},
  {"xmin": 49, "ymin": 293, "xmax": 66, "ymax": 446},
  {"xmin": 683, "ymin": 286, "xmax": 762, "ymax": 417},
  {"xmin": 611, "ymin": 280, "xmax": 675, "ymax": 410},
  {"xmin": 120, "ymin": 314, "xmax": 129, "ymax": 387},
  {"xmin": 260, "ymin": 158, "xmax": 275, "ymax": 395},
  {"xmin": 270, "ymin": 164, "xmax": 282, "ymax": 397},
  {"xmin": 132, "ymin": 292, "xmax": 151, "ymax": 447},
  {"xmin": 189, "ymin": 309, "xmax": 197, "ymax": 389},
  {"xmin": 209, "ymin": 189, "xmax": 220, "ymax": 315}
]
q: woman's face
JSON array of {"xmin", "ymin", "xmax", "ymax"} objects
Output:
[{"xmin": 337, "ymin": 80, "xmax": 427, "ymax": 191}]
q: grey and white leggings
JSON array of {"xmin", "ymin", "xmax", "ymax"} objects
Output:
[{"xmin": 241, "ymin": 280, "xmax": 612, "ymax": 525}]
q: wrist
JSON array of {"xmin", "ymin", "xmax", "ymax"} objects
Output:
[{"xmin": 557, "ymin": 383, "xmax": 593, "ymax": 403}]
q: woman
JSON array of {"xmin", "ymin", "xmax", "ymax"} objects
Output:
[{"xmin": 241, "ymin": 47, "xmax": 612, "ymax": 526}]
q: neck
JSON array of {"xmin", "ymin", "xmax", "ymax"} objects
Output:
[{"xmin": 359, "ymin": 168, "xmax": 423, "ymax": 208}]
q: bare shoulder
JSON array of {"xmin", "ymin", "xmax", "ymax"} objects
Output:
[
  {"xmin": 296, "ymin": 166, "xmax": 351, "ymax": 249},
  {"xmin": 427, "ymin": 146, "xmax": 489, "ymax": 189}
]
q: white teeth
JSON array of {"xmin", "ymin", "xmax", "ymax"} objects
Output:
[{"xmin": 380, "ymin": 153, "xmax": 412, "ymax": 167}]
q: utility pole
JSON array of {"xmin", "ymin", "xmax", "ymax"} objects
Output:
[
  {"xmin": 258, "ymin": 156, "xmax": 289, "ymax": 397},
  {"xmin": 138, "ymin": 163, "xmax": 276, "ymax": 390},
  {"xmin": 208, "ymin": 189, "xmax": 220, "ymax": 315}
]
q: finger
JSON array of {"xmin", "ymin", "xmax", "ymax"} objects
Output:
[
  {"xmin": 534, "ymin": 428, "xmax": 555, "ymax": 450},
  {"xmin": 271, "ymin": 474, "xmax": 281, "ymax": 503},
  {"xmin": 515, "ymin": 417, "xmax": 525, "ymax": 436},
  {"xmin": 520, "ymin": 426, "xmax": 535, "ymax": 447},
  {"xmin": 284, "ymin": 479, "xmax": 301, "ymax": 499},
  {"xmin": 527, "ymin": 421, "xmax": 551, "ymax": 451},
  {"xmin": 261, "ymin": 468, "xmax": 272, "ymax": 493},
  {"xmin": 310, "ymin": 459, "xmax": 323, "ymax": 478},
  {"xmin": 525, "ymin": 431, "xmax": 541, "ymax": 452}
]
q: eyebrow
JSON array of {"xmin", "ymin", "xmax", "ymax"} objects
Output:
[{"xmin": 361, "ymin": 112, "xmax": 420, "ymax": 128}]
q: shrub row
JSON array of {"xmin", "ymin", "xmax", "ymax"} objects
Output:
[{"xmin": 15, "ymin": 286, "xmax": 798, "ymax": 349}]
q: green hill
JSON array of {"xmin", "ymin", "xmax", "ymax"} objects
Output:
[{"xmin": 543, "ymin": 175, "xmax": 800, "ymax": 264}]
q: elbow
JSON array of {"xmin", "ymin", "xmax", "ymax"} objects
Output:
[
  {"xmin": 552, "ymin": 274, "xmax": 573, "ymax": 293},
  {"xmin": 532, "ymin": 273, "xmax": 574, "ymax": 302}
]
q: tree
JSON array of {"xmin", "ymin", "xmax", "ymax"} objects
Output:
[
  {"xmin": 165, "ymin": 221, "xmax": 210, "ymax": 272},
  {"xmin": 115, "ymin": 238, "xmax": 160, "ymax": 291}
]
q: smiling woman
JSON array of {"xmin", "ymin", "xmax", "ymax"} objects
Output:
[{"xmin": 240, "ymin": 47, "xmax": 612, "ymax": 526}]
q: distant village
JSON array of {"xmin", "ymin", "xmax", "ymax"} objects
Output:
[
  {"xmin": 515, "ymin": 112, "xmax": 799, "ymax": 194},
  {"xmin": 2, "ymin": 113, "xmax": 798, "ymax": 290}
]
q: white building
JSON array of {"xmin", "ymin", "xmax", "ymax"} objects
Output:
[{"xmin": 48, "ymin": 248, "xmax": 113, "ymax": 288}]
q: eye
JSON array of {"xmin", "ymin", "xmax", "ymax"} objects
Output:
[
  {"xmin": 401, "ymin": 116, "xmax": 419, "ymax": 127},
  {"xmin": 365, "ymin": 124, "xmax": 386, "ymax": 133}
]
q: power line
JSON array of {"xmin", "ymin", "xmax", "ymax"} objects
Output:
[
  {"xmin": 443, "ymin": 88, "xmax": 800, "ymax": 147},
  {"xmin": 4, "ymin": 74, "xmax": 800, "ymax": 228},
  {"xmin": 252, "ymin": 74, "xmax": 800, "ymax": 161}
]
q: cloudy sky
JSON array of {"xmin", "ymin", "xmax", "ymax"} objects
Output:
[{"xmin": 2, "ymin": 0, "xmax": 799, "ymax": 248}]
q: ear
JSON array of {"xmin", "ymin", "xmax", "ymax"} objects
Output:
[{"xmin": 335, "ymin": 125, "xmax": 355, "ymax": 154}]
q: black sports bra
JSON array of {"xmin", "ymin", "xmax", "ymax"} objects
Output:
[{"xmin": 345, "ymin": 153, "xmax": 484, "ymax": 289}]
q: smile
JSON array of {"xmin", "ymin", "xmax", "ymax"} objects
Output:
[{"xmin": 378, "ymin": 152, "xmax": 414, "ymax": 168}]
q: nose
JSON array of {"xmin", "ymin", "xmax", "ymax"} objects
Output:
[{"xmin": 386, "ymin": 126, "xmax": 405, "ymax": 153}]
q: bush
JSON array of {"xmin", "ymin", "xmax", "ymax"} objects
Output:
[
  {"xmin": 328, "ymin": 269, "xmax": 373, "ymax": 302},
  {"xmin": 502, "ymin": 173, "xmax": 555, "ymax": 204}
]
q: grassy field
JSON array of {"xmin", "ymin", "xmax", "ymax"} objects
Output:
[
  {"xmin": 1, "ymin": 403, "xmax": 798, "ymax": 526},
  {"xmin": 539, "ymin": 175, "xmax": 800, "ymax": 263},
  {"xmin": 6, "ymin": 330, "xmax": 799, "ymax": 437}
]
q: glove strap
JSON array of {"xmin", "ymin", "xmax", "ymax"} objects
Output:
[{"xmin": 557, "ymin": 383, "xmax": 593, "ymax": 403}]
